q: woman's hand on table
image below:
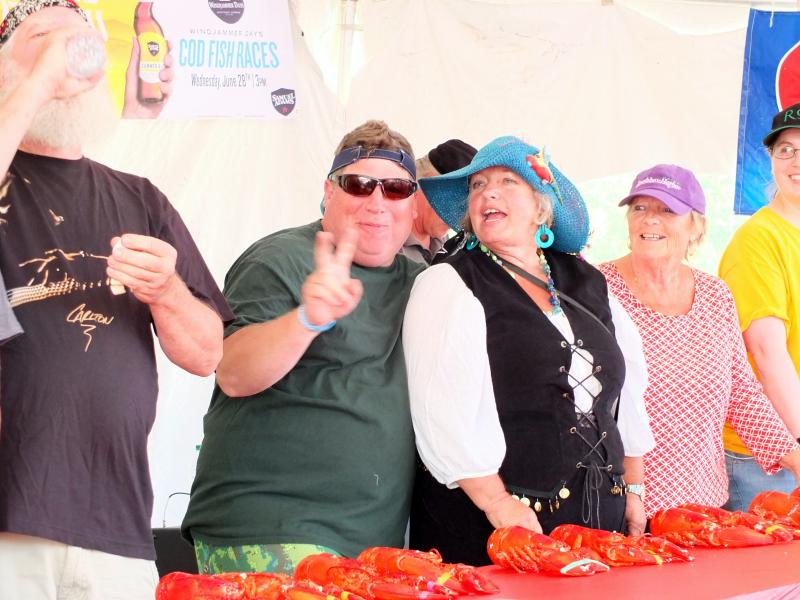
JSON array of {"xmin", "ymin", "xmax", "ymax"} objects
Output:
[
  {"xmin": 484, "ymin": 494, "xmax": 543, "ymax": 532},
  {"xmin": 456, "ymin": 474, "xmax": 543, "ymax": 533}
]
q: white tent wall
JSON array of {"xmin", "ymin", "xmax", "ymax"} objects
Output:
[
  {"xmin": 339, "ymin": 0, "xmax": 757, "ymax": 270},
  {"xmin": 294, "ymin": 0, "xmax": 754, "ymax": 178},
  {"xmin": 78, "ymin": 0, "xmax": 792, "ymax": 527},
  {"xmin": 344, "ymin": 0, "xmax": 747, "ymax": 180}
]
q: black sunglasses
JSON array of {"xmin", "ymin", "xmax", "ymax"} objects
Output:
[{"xmin": 331, "ymin": 174, "xmax": 417, "ymax": 200}]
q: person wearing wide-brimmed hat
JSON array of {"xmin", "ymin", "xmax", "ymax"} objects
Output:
[
  {"xmin": 599, "ymin": 163, "xmax": 800, "ymax": 521},
  {"xmin": 718, "ymin": 104, "xmax": 800, "ymax": 511},
  {"xmin": 402, "ymin": 136, "xmax": 655, "ymax": 565}
]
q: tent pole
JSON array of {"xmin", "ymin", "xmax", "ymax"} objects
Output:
[{"xmin": 337, "ymin": 0, "xmax": 359, "ymax": 106}]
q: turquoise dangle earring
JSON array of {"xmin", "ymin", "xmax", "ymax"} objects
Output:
[
  {"xmin": 535, "ymin": 223, "xmax": 554, "ymax": 249},
  {"xmin": 466, "ymin": 233, "xmax": 480, "ymax": 250}
]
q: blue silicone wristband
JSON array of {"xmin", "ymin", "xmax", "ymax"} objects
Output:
[{"xmin": 297, "ymin": 305, "xmax": 336, "ymax": 333}]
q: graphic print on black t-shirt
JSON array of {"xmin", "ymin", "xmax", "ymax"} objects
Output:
[
  {"xmin": 2, "ymin": 163, "xmax": 131, "ymax": 352},
  {"xmin": 9, "ymin": 247, "xmax": 124, "ymax": 351},
  {"xmin": 0, "ymin": 172, "xmax": 12, "ymax": 226}
]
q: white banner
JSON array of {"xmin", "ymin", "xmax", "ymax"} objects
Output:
[{"xmin": 153, "ymin": 0, "xmax": 297, "ymax": 118}]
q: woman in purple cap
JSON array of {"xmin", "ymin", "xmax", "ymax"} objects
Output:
[
  {"xmin": 719, "ymin": 103, "xmax": 800, "ymax": 511},
  {"xmin": 598, "ymin": 164, "xmax": 800, "ymax": 522}
]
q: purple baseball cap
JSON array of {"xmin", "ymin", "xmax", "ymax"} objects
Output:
[{"xmin": 618, "ymin": 164, "xmax": 705, "ymax": 215}]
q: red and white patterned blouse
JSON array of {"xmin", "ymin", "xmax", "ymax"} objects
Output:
[{"xmin": 599, "ymin": 262, "xmax": 797, "ymax": 517}]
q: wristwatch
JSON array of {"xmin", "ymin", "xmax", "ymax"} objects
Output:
[{"xmin": 626, "ymin": 483, "xmax": 646, "ymax": 502}]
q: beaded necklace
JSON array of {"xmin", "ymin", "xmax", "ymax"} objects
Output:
[{"xmin": 479, "ymin": 243, "xmax": 561, "ymax": 314}]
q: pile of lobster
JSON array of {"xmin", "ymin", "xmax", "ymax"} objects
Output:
[
  {"xmin": 156, "ymin": 489, "xmax": 800, "ymax": 595},
  {"xmin": 487, "ymin": 524, "xmax": 691, "ymax": 576},
  {"xmin": 156, "ymin": 546, "xmax": 499, "ymax": 600},
  {"xmin": 487, "ymin": 487, "xmax": 800, "ymax": 576},
  {"xmin": 649, "ymin": 499, "xmax": 800, "ymax": 547}
]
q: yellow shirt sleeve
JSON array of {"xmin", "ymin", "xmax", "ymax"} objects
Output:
[{"xmin": 719, "ymin": 214, "xmax": 789, "ymax": 333}]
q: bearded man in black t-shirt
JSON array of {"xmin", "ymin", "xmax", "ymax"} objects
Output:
[{"xmin": 0, "ymin": 2, "xmax": 232, "ymax": 599}]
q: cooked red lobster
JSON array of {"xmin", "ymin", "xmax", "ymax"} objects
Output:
[
  {"xmin": 156, "ymin": 545, "xmax": 500, "ymax": 600},
  {"xmin": 356, "ymin": 547, "xmax": 498, "ymax": 595},
  {"xmin": 749, "ymin": 490, "xmax": 800, "ymax": 529},
  {"xmin": 650, "ymin": 506, "xmax": 777, "ymax": 547},
  {"xmin": 549, "ymin": 523, "xmax": 692, "ymax": 566},
  {"xmin": 486, "ymin": 526, "xmax": 609, "ymax": 576}
]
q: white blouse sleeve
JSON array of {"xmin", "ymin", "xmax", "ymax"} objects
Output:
[
  {"xmin": 403, "ymin": 264, "xmax": 506, "ymax": 488},
  {"xmin": 608, "ymin": 293, "xmax": 656, "ymax": 457}
]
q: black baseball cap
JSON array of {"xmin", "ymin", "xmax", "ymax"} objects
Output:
[
  {"xmin": 428, "ymin": 139, "xmax": 477, "ymax": 175},
  {"xmin": 763, "ymin": 102, "xmax": 800, "ymax": 147}
]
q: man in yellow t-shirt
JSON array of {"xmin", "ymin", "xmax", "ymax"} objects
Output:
[{"xmin": 719, "ymin": 103, "xmax": 800, "ymax": 511}]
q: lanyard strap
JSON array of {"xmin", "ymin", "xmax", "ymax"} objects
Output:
[
  {"xmin": 500, "ymin": 258, "xmax": 622, "ymax": 422},
  {"xmin": 500, "ymin": 260, "xmax": 613, "ymax": 338}
]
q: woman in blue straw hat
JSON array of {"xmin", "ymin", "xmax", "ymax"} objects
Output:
[{"xmin": 403, "ymin": 136, "xmax": 654, "ymax": 565}]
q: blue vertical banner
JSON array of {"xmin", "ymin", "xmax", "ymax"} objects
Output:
[{"xmin": 735, "ymin": 10, "xmax": 800, "ymax": 215}]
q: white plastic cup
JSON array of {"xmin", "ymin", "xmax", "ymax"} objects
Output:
[{"xmin": 66, "ymin": 34, "xmax": 106, "ymax": 79}]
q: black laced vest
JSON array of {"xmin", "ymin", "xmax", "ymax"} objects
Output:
[{"xmin": 449, "ymin": 248, "xmax": 626, "ymax": 499}]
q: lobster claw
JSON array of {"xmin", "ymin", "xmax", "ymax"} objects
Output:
[
  {"xmin": 294, "ymin": 553, "xmax": 360, "ymax": 588},
  {"xmin": 367, "ymin": 581, "xmax": 453, "ymax": 600},
  {"xmin": 294, "ymin": 554, "xmax": 376, "ymax": 599},
  {"xmin": 712, "ymin": 525, "xmax": 774, "ymax": 547},
  {"xmin": 295, "ymin": 553, "xmax": 455, "ymax": 600},
  {"xmin": 749, "ymin": 491, "xmax": 800, "ymax": 527},
  {"xmin": 447, "ymin": 564, "xmax": 501, "ymax": 594},
  {"xmin": 356, "ymin": 547, "xmax": 500, "ymax": 597},
  {"xmin": 537, "ymin": 547, "xmax": 611, "ymax": 576},
  {"xmin": 633, "ymin": 535, "xmax": 693, "ymax": 562},
  {"xmin": 357, "ymin": 547, "xmax": 468, "ymax": 595}
]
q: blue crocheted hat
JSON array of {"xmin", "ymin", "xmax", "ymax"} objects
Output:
[{"xmin": 419, "ymin": 136, "xmax": 590, "ymax": 253}]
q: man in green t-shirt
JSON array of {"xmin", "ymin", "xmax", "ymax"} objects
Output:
[{"xmin": 182, "ymin": 120, "xmax": 425, "ymax": 574}]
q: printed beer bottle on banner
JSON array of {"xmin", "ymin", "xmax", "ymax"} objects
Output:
[{"xmin": 134, "ymin": 2, "xmax": 166, "ymax": 103}]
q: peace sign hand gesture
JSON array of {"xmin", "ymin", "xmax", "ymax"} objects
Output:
[{"xmin": 301, "ymin": 229, "xmax": 364, "ymax": 327}]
